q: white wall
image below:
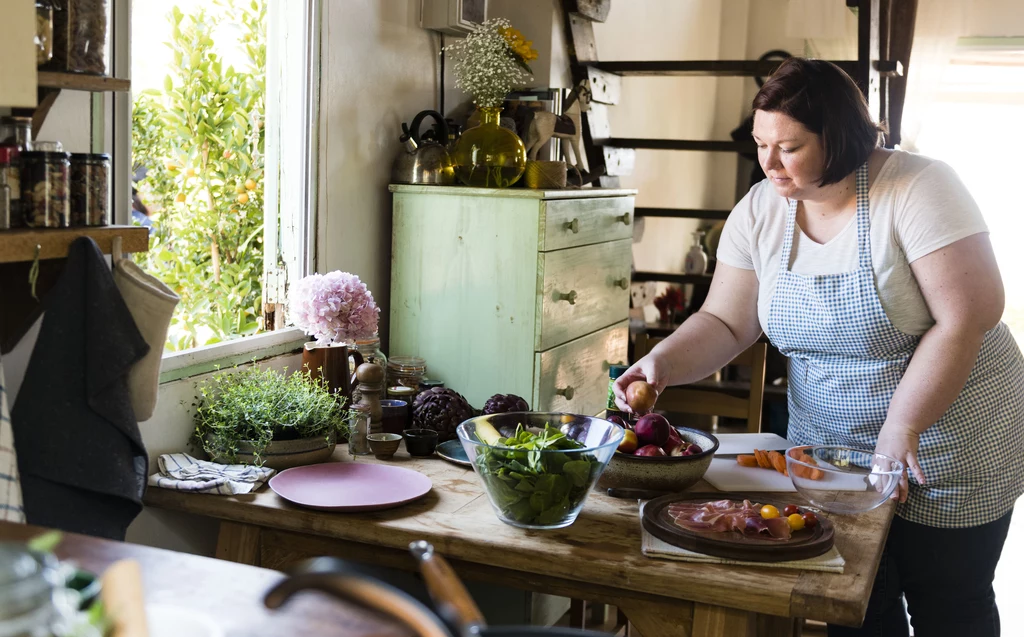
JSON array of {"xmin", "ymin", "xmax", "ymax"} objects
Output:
[
  {"xmin": 316, "ymin": 1, "xmax": 456, "ymax": 352},
  {"xmin": 968, "ymin": 0, "xmax": 1024, "ymax": 37}
]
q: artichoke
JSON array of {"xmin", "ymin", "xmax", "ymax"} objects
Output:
[
  {"xmin": 412, "ymin": 388, "xmax": 474, "ymax": 442},
  {"xmin": 482, "ymin": 393, "xmax": 530, "ymax": 415}
]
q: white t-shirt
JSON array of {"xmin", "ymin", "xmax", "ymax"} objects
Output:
[{"xmin": 716, "ymin": 150, "xmax": 988, "ymax": 336}]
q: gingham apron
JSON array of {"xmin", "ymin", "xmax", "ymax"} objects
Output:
[{"xmin": 766, "ymin": 163, "xmax": 1024, "ymax": 527}]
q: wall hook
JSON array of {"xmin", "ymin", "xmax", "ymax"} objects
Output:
[{"xmin": 28, "ymin": 244, "xmax": 41, "ymax": 301}]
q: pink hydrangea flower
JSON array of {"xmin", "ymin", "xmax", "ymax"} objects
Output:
[{"xmin": 289, "ymin": 271, "xmax": 380, "ymax": 345}]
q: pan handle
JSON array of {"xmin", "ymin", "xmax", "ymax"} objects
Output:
[{"xmin": 409, "ymin": 541, "xmax": 486, "ymax": 635}]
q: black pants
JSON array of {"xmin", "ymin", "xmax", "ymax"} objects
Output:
[{"xmin": 829, "ymin": 508, "xmax": 1014, "ymax": 637}]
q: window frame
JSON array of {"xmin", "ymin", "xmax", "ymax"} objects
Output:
[{"xmin": 112, "ymin": 0, "xmax": 321, "ymax": 376}]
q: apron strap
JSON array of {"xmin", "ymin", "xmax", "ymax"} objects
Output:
[
  {"xmin": 855, "ymin": 162, "xmax": 872, "ymax": 269},
  {"xmin": 780, "ymin": 198, "xmax": 798, "ymax": 271}
]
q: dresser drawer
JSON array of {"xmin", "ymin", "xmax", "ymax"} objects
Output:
[
  {"xmin": 539, "ymin": 196, "xmax": 635, "ymax": 251},
  {"xmin": 536, "ymin": 239, "xmax": 631, "ymax": 351},
  {"xmin": 533, "ymin": 321, "xmax": 628, "ymax": 416}
]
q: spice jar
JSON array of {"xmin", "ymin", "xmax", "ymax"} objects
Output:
[
  {"xmin": 21, "ymin": 151, "xmax": 70, "ymax": 228},
  {"xmin": 0, "ymin": 147, "xmax": 21, "ymax": 230},
  {"xmin": 69, "ymin": 153, "xmax": 109, "ymax": 226},
  {"xmin": 0, "ymin": 118, "xmax": 32, "ymax": 150},
  {"xmin": 387, "ymin": 356, "xmax": 426, "ymax": 390},
  {"xmin": 348, "ymin": 406, "xmax": 371, "ymax": 456},
  {"xmin": 35, "ymin": 0, "xmax": 54, "ymax": 66},
  {"xmin": 49, "ymin": 0, "xmax": 111, "ymax": 75}
]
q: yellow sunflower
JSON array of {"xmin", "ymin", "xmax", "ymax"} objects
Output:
[{"xmin": 500, "ymin": 26, "xmax": 538, "ymax": 65}]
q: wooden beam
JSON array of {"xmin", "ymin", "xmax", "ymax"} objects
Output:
[
  {"xmin": 586, "ymin": 66, "xmax": 621, "ymax": 104},
  {"xmin": 886, "ymin": 0, "xmax": 918, "ymax": 147},
  {"xmin": 591, "ymin": 60, "xmax": 859, "ymax": 77},
  {"xmin": 36, "ymin": 72, "xmax": 131, "ymax": 92},
  {"xmin": 0, "ymin": 226, "xmax": 150, "ymax": 264},
  {"xmin": 566, "ymin": 12, "xmax": 599, "ymax": 64},
  {"xmin": 567, "ymin": 0, "xmax": 611, "ymax": 22},
  {"xmin": 634, "ymin": 207, "xmax": 731, "ymax": 220},
  {"xmin": 602, "ymin": 138, "xmax": 757, "ymax": 153}
]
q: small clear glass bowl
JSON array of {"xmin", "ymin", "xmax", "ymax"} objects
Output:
[
  {"xmin": 457, "ymin": 412, "xmax": 624, "ymax": 530},
  {"xmin": 785, "ymin": 445, "xmax": 904, "ymax": 514}
]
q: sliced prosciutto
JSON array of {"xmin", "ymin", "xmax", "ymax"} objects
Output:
[{"xmin": 668, "ymin": 499, "xmax": 792, "ymax": 541}]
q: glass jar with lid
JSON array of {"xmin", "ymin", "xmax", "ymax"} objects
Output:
[
  {"xmin": 69, "ymin": 153, "xmax": 110, "ymax": 226},
  {"xmin": 0, "ymin": 147, "xmax": 21, "ymax": 230},
  {"xmin": 48, "ymin": 0, "xmax": 111, "ymax": 75},
  {"xmin": 387, "ymin": 356, "xmax": 426, "ymax": 390},
  {"xmin": 35, "ymin": 0, "xmax": 54, "ymax": 66},
  {"xmin": 21, "ymin": 151, "xmax": 70, "ymax": 228},
  {"xmin": 0, "ymin": 543, "xmax": 58, "ymax": 636},
  {"xmin": 0, "ymin": 118, "xmax": 32, "ymax": 150}
]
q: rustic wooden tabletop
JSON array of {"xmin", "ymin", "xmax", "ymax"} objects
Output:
[{"xmin": 145, "ymin": 444, "xmax": 895, "ymax": 637}]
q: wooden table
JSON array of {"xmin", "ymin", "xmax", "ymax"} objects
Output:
[
  {"xmin": 145, "ymin": 446, "xmax": 895, "ymax": 637},
  {"xmin": 0, "ymin": 521, "xmax": 412, "ymax": 637}
]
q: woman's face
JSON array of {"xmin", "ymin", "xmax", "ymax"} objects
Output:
[{"xmin": 752, "ymin": 110, "xmax": 826, "ymax": 200}]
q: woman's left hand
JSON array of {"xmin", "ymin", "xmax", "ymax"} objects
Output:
[{"xmin": 875, "ymin": 424, "xmax": 926, "ymax": 503}]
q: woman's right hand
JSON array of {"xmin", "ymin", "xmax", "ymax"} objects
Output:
[{"xmin": 612, "ymin": 352, "xmax": 672, "ymax": 415}]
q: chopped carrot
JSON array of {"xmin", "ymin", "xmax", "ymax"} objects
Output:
[
  {"xmin": 769, "ymin": 450, "xmax": 787, "ymax": 475},
  {"xmin": 737, "ymin": 455, "xmax": 758, "ymax": 467},
  {"xmin": 755, "ymin": 449, "xmax": 771, "ymax": 470}
]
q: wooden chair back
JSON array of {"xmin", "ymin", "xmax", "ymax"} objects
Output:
[{"xmin": 633, "ymin": 334, "xmax": 768, "ymax": 433}]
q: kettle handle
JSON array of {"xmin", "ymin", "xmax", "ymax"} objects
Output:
[{"xmin": 409, "ymin": 110, "xmax": 450, "ymax": 146}]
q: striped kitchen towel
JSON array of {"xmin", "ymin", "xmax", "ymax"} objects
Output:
[
  {"xmin": 147, "ymin": 453, "xmax": 275, "ymax": 495},
  {"xmin": 0, "ymin": 357, "xmax": 26, "ymax": 522}
]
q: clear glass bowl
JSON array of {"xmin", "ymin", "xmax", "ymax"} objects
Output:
[
  {"xmin": 457, "ymin": 412, "xmax": 624, "ymax": 530},
  {"xmin": 785, "ymin": 445, "xmax": 904, "ymax": 514}
]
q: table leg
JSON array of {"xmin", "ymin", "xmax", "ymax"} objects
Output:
[
  {"xmin": 215, "ymin": 521, "xmax": 262, "ymax": 565},
  {"xmin": 615, "ymin": 597, "xmax": 694, "ymax": 637}
]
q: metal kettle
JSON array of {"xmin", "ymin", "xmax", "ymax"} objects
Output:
[{"xmin": 392, "ymin": 110, "xmax": 455, "ymax": 186}]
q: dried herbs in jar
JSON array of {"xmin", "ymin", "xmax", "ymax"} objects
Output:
[
  {"xmin": 48, "ymin": 0, "xmax": 111, "ymax": 75},
  {"xmin": 21, "ymin": 151, "xmax": 70, "ymax": 228},
  {"xmin": 70, "ymin": 153, "xmax": 109, "ymax": 226}
]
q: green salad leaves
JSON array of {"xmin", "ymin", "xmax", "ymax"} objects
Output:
[{"xmin": 474, "ymin": 423, "xmax": 598, "ymax": 526}]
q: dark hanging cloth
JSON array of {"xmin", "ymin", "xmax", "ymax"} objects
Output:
[{"xmin": 12, "ymin": 237, "xmax": 149, "ymax": 540}]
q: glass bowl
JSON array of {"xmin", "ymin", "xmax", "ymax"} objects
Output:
[
  {"xmin": 785, "ymin": 445, "xmax": 904, "ymax": 514},
  {"xmin": 457, "ymin": 412, "xmax": 624, "ymax": 530}
]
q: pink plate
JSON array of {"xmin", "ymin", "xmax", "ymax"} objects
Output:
[{"xmin": 268, "ymin": 462, "xmax": 432, "ymax": 512}]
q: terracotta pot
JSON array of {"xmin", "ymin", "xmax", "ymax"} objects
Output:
[{"xmin": 210, "ymin": 431, "xmax": 337, "ymax": 470}]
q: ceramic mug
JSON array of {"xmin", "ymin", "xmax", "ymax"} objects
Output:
[{"xmin": 380, "ymin": 399, "xmax": 408, "ymax": 435}]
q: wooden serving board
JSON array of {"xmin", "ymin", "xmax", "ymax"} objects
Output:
[{"xmin": 641, "ymin": 493, "xmax": 835, "ymax": 563}]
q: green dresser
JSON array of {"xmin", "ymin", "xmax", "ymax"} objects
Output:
[{"xmin": 388, "ymin": 185, "xmax": 636, "ymax": 416}]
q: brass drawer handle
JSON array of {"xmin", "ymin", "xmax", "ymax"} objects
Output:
[
  {"xmin": 617, "ymin": 212, "xmax": 631, "ymax": 226},
  {"xmin": 556, "ymin": 386, "xmax": 575, "ymax": 400},
  {"xmin": 614, "ymin": 277, "xmax": 629, "ymax": 290},
  {"xmin": 563, "ymin": 218, "xmax": 580, "ymax": 234},
  {"xmin": 557, "ymin": 290, "xmax": 578, "ymax": 305}
]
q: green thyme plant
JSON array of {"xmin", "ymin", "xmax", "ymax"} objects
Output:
[{"xmin": 191, "ymin": 365, "xmax": 351, "ymax": 465}]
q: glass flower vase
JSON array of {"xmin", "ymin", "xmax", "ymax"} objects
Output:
[{"xmin": 452, "ymin": 106, "xmax": 527, "ymax": 188}]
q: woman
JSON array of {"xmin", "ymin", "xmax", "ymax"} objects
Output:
[{"xmin": 613, "ymin": 58, "xmax": 1022, "ymax": 636}]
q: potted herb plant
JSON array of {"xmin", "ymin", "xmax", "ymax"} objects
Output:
[{"xmin": 191, "ymin": 365, "xmax": 351, "ymax": 469}]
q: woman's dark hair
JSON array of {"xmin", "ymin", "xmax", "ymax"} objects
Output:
[{"xmin": 752, "ymin": 57, "xmax": 883, "ymax": 186}]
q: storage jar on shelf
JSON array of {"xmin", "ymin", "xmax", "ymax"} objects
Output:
[
  {"xmin": 35, "ymin": 0, "xmax": 54, "ymax": 66},
  {"xmin": 69, "ymin": 153, "xmax": 110, "ymax": 226},
  {"xmin": 387, "ymin": 356, "xmax": 426, "ymax": 390},
  {"xmin": 48, "ymin": 0, "xmax": 112, "ymax": 75},
  {"xmin": 21, "ymin": 151, "xmax": 70, "ymax": 228}
]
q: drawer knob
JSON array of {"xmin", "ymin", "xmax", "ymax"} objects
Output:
[
  {"xmin": 617, "ymin": 212, "xmax": 631, "ymax": 226},
  {"xmin": 556, "ymin": 386, "xmax": 576, "ymax": 400},
  {"xmin": 557, "ymin": 290, "xmax": 578, "ymax": 305},
  {"xmin": 564, "ymin": 218, "xmax": 580, "ymax": 234},
  {"xmin": 614, "ymin": 277, "xmax": 629, "ymax": 290}
]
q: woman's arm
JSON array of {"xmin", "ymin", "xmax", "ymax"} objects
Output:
[
  {"xmin": 612, "ymin": 263, "xmax": 762, "ymax": 412},
  {"xmin": 877, "ymin": 232, "xmax": 1004, "ymax": 501}
]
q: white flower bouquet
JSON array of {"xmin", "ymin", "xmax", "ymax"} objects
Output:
[{"xmin": 444, "ymin": 18, "xmax": 538, "ymax": 107}]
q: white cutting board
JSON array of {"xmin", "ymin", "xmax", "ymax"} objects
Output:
[
  {"xmin": 704, "ymin": 458, "xmax": 798, "ymax": 492},
  {"xmin": 714, "ymin": 433, "xmax": 791, "ymax": 456},
  {"xmin": 704, "ymin": 457, "xmax": 873, "ymax": 493}
]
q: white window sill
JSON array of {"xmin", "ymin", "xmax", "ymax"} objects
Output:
[{"xmin": 159, "ymin": 327, "xmax": 309, "ymax": 383}]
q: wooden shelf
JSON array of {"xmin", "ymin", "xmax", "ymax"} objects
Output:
[
  {"xmin": 36, "ymin": 72, "xmax": 131, "ymax": 92},
  {"xmin": 0, "ymin": 226, "xmax": 149, "ymax": 264},
  {"xmin": 590, "ymin": 60, "xmax": 859, "ymax": 78},
  {"xmin": 601, "ymin": 138, "xmax": 757, "ymax": 153}
]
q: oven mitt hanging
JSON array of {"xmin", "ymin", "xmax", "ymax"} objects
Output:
[{"xmin": 113, "ymin": 258, "xmax": 179, "ymax": 422}]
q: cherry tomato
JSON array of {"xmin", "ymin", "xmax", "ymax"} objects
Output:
[
  {"xmin": 783, "ymin": 504, "xmax": 801, "ymax": 517},
  {"xmin": 786, "ymin": 513, "xmax": 806, "ymax": 531},
  {"xmin": 802, "ymin": 511, "xmax": 819, "ymax": 528},
  {"xmin": 760, "ymin": 505, "xmax": 780, "ymax": 519}
]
